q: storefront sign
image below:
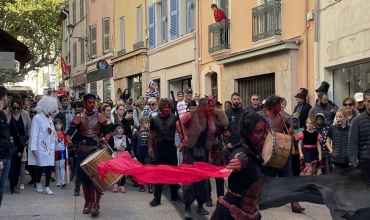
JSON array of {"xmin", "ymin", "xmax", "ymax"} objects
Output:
[
  {"xmin": 96, "ymin": 59, "xmax": 109, "ymax": 71},
  {"xmin": 61, "ymin": 57, "xmax": 71, "ymax": 75}
]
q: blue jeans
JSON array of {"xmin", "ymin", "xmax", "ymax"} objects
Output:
[
  {"xmin": 0, "ymin": 158, "xmax": 11, "ymax": 207},
  {"xmin": 175, "ymin": 134, "xmax": 183, "ymax": 165},
  {"xmin": 68, "ymin": 157, "xmax": 76, "ymax": 175}
]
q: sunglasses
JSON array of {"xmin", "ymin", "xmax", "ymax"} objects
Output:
[
  {"xmin": 12, "ymin": 107, "xmax": 21, "ymax": 110},
  {"xmin": 30, "ymin": 111, "xmax": 37, "ymax": 114},
  {"xmin": 185, "ymin": 92, "xmax": 193, "ymax": 94},
  {"xmin": 148, "ymin": 103, "xmax": 155, "ymax": 106},
  {"xmin": 252, "ymin": 99, "xmax": 259, "ymax": 101},
  {"xmin": 343, "ymin": 103, "xmax": 353, "ymax": 107}
]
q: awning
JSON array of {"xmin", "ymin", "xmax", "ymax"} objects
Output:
[
  {"xmin": 4, "ymin": 85, "xmax": 33, "ymax": 94},
  {"xmin": 0, "ymin": 29, "xmax": 34, "ymax": 68}
]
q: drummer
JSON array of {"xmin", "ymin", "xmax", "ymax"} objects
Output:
[
  {"xmin": 65, "ymin": 93, "xmax": 111, "ymax": 217},
  {"xmin": 259, "ymin": 95, "xmax": 305, "ymax": 213}
]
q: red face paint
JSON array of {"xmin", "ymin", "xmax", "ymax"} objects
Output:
[
  {"xmin": 84, "ymin": 98, "xmax": 95, "ymax": 113},
  {"xmin": 202, "ymin": 100, "xmax": 215, "ymax": 116},
  {"xmin": 159, "ymin": 105, "xmax": 171, "ymax": 117}
]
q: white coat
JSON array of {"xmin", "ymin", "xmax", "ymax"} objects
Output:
[{"xmin": 28, "ymin": 113, "xmax": 57, "ymax": 166}]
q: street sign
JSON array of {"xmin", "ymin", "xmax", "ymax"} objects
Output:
[{"xmin": 0, "ymin": 52, "xmax": 15, "ymax": 69}]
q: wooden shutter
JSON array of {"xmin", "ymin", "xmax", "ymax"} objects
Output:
[
  {"xmin": 161, "ymin": 0, "xmax": 167, "ymax": 44},
  {"xmin": 187, "ymin": 0, "xmax": 192, "ymax": 33},
  {"xmin": 120, "ymin": 17, "xmax": 125, "ymax": 50},
  {"xmin": 80, "ymin": 40, "xmax": 84, "ymax": 63},
  {"xmin": 170, "ymin": 0, "xmax": 178, "ymax": 40},
  {"xmin": 103, "ymin": 18, "xmax": 110, "ymax": 53},
  {"xmin": 90, "ymin": 25, "xmax": 97, "ymax": 57},
  {"xmin": 136, "ymin": 6, "xmax": 143, "ymax": 42},
  {"xmin": 148, "ymin": 4, "xmax": 155, "ymax": 49},
  {"xmin": 73, "ymin": 43, "xmax": 77, "ymax": 67},
  {"xmin": 80, "ymin": 0, "xmax": 84, "ymax": 19},
  {"xmin": 72, "ymin": 1, "xmax": 76, "ymax": 24}
]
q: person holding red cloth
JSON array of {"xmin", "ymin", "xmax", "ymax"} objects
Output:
[{"xmin": 211, "ymin": 4, "xmax": 227, "ymax": 22}]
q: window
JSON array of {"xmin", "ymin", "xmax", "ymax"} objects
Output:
[
  {"xmin": 148, "ymin": 4, "xmax": 155, "ymax": 49},
  {"xmin": 162, "ymin": 0, "xmax": 167, "ymax": 44},
  {"xmin": 128, "ymin": 75, "xmax": 142, "ymax": 100},
  {"xmin": 80, "ymin": 0, "xmax": 84, "ymax": 19},
  {"xmin": 102, "ymin": 18, "xmax": 110, "ymax": 53},
  {"xmin": 187, "ymin": 0, "xmax": 193, "ymax": 33},
  {"xmin": 103, "ymin": 79, "xmax": 111, "ymax": 101},
  {"xmin": 90, "ymin": 82, "xmax": 97, "ymax": 95},
  {"xmin": 217, "ymin": 0, "xmax": 229, "ymax": 18},
  {"xmin": 72, "ymin": 42, "xmax": 77, "ymax": 67},
  {"xmin": 80, "ymin": 40, "xmax": 84, "ymax": 63},
  {"xmin": 170, "ymin": 0, "xmax": 178, "ymax": 40},
  {"xmin": 333, "ymin": 62, "xmax": 370, "ymax": 106},
  {"xmin": 90, "ymin": 25, "xmax": 97, "ymax": 57},
  {"xmin": 119, "ymin": 17, "xmax": 125, "ymax": 50},
  {"xmin": 136, "ymin": 6, "xmax": 143, "ymax": 43},
  {"xmin": 155, "ymin": 2, "xmax": 162, "ymax": 46},
  {"xmin": 182, "ymin": 78, "xmax": 191, "ymax": 91},
  {"xmin": 72, "ymin": 1, "xmax": 76, "ymax": 24},
  {"xmin": 179, "ymin": 0, "xmax": 193, "ymax": 36}
]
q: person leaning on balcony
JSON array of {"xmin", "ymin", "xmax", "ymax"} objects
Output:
[{"xmin": 211, "ymin": 4, "xmax": 227, "ymax": 22}]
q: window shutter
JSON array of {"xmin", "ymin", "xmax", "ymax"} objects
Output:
[
  {"xmin": 148, "ymin": 4, "xmax": 155, "ymax": 49},
  {"xmin": 170, "ymin": 0, "xmax": 178, "ymax": 40},
  {"xmin": 103, "ymin": 19, "xmax": 110, "ymax": 53},
  {"xmin": 80, "ymin": 40, "xmax": 84, "ymax": 63},
  {"xmin": 90, "ymin": 25, "xmax": 97, "ymax": 57},
  {"xmin": 187, "ymin": 0, "xmax": 192, "ymax": 33},
  {"xmin": 161, "ymin": 0, "xmax": 167, "ymax": 44},
  {"xmin": 120, "ymin": 17, "xmax": 125, "ymax": 50},
  {"xmin": 73, "ymin": 43, "xmax": 77, "ymax": 67},
  {"xmin": 80, "ymin": 0, "xmax": 84, "ymax": 19},
  {"xmin": 136, "ymin": 6, "xmax": 143, "ymax": 42},
  {"xmin": 72, "ymin": 1, "xmax": 76, "ymax": 24}
]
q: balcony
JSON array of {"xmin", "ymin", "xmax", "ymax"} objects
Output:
[
  {"xmin": 252, "ymin": 0, "xmax": 281, "ymax": 42},
  {"xmin": 208, "ymin": 19, "xmax": 230, "ymax": 56}
]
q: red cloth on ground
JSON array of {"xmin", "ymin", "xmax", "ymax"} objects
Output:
[
  {"xmin": 214, "ymin": 8, "xmax": 227, "ymax": 22},
  {"xmin": 98, "ymin": 152, "xmax": 230, "ymax": 185}
]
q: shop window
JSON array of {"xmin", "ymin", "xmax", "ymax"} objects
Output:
[
  {"xmin": 103, "ymin": 79, "xmax": 111, "ymax": 101},
  {"xmin": 128, "ymin": 75, "xmax": 142, "ymax": 100},
  {"xmin": 211, "ymin": 73, "xmax": 218, "ymax": 100},
  {"xmin": 333, "ymin": 62, "xmax": 370, "ymax": 106},
  {"xmin": 238, "ymin": 73, "xmax": 275, "ymax": 108},
  {"xmin": 182, "ymin": 78, "xmax": 191, "ymax": 91},
  {"xmin": 90, "ymin": 82, "xmax": 97, "ymax": 95}
]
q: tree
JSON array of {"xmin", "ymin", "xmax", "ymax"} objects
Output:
[{"xmin": 0, "ymin": 0, "xmax": 67, "ymax": 84}]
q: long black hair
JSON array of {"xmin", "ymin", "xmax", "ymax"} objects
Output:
[{"xmin": 239, "ymin": 111, "xmax": 267, "ymax": 154}]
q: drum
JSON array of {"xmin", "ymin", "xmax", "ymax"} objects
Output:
[
  {"xmin": 262, "ymin": 131, "xmax": 292, "ymax": 169},
  {"xmin": 80, "ymin": 149, "xmax": 123, "ymax": 192}
]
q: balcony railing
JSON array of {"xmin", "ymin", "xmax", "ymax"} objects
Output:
[
  {"xmin": 208, "ymin": 19, "xmax": 230, "ymax": 54},
  {"xmin": 252, "ymin": 0, "xmax": 281, "ymax": 42}
]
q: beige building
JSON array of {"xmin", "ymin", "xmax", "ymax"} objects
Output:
[
  {"xmin": 147, "ymin": 0, "xmax": 197, "ymax": 98},
  {"xmin": 318, "ymin": 0, "xmax": 370, "ymax": 105},
  {"xmin": 111, "ymin": 0, "xmax": 148, "ymax": 101},
  {"xmin": 85, "ymin": 0, "xmax": 115, "ymax": 101},
  {"xmin": 199, "ymin": 0, "xmax": 316, "ymax": 112}
]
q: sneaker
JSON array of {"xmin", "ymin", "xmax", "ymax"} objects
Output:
[
  {"xmin": 36, "ymin": 183, "xmax": 43, "ymax": 193},
  {"xmin": 61, "ymin": 181, "xmax": 66, "ymax": 187},
  {"xmin": 113, "ymin": 184, "xmax": 118, "ymax": 193},
  {"xmin": 121, "ymin": 186, "xmax": 126, "ymax": 193},
  {"xmin": 44, "ymin": 187, "xmax": 53, "ymax": 195},
  {"xmin": 19, "ymin": 184, "xmax": 25, "ymax": 190},
  {"xmin": 56, "ymin": 180, "xmax": 60, "ymax": 187}
]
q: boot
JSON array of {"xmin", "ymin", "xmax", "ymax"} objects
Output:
[
  {"xmin": 206, "ymin": 196, "xmax": 213, "ymax": 207},
  {"xmin": 82, "ymin": 185, "xmax": 91, "ymax": 214},
  {"xmin": 184, "ymin": 206, "xmax": 193, "ymax": 219},
  {"xmin": 196, "ymin": 205, "xmax": 209, "ymax": 215},
  {"xmin": 291, "ymin": 202, "xmax": 305, "ymax": 213},
  {"xmin": 90, "ymin": 186, "xmax": 101, "ymax": 216}
]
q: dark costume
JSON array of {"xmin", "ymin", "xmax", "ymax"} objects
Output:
[
  {"xmin": 211, "ymin": 144, "xmax": 263, "ymax": 220},
  {"xmin": 150, "ymin": 113, "xmax": 179, "ymax": 204},
  {"xmin": 67, "ymin": 112, "xmax": 110, "ymax": 214}
]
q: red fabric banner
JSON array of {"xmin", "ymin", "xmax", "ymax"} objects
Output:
[
  {"xmin": 98, "ymin": 152, "xmax": 231, "ymax": 185},
  {"xmin": 60, "ymin": 57, "xmax": 70, "ymax": 75}
]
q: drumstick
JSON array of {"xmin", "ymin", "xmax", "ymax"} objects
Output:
[{"xmin": 66, "ymin": 149, "xmax": 70, "ymax": 185}]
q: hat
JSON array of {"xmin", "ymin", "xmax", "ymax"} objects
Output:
[
  {"xmin": 315, "ymin": 113, "xmax": 326, "ymax": 123},
  {"xmin": 315, "ymin": 81, "xmax": 330, "ymax": 93},
  {"xmin": 295, "ymin": 88, "xmax": 308, "ymax": 99},
  {"xmin": 113, "ymin": 121, "xmax": 124, "ymax": 131},
  {"xmin": 96, "ymin": 95, "xmax": 100, "ymax": 99},
  {"xmin": 184, "ymin": 87, "xmax": 193, "ymax": 93},
  {"xmin": 148, "ymin": 81, "xmax": 156, "ymax": 88},
  {"xmin": 354, "ymin": 93, "xmax": 364, "ymax": 102}
]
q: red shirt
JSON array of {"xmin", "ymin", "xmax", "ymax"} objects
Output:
[
  {"xmin": 56, "ymin": 89, "xmax": 67, "ymax": 96},
  {"xmin": 214, "ymin": 8, "xmax": 227, "ymax": 22}
]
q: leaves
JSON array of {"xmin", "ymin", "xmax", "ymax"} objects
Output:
[{"xmin": 0, "ymin": 0, "xmax": 67, "ymax": 84}]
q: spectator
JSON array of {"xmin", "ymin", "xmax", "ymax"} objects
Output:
[
  {"xmin": 112, "ymin": 103, "xmax": 132, "ymax": 140},
  {"xmin": 225, "ymin": 92, "xmax": 246, "ymax": 155},
  {"xmin": 315, "ymin": 81, "xmax": 337, "ymax": 109},
  {"xmin": 184, "ymin": 87, "xmax": 193, "ymax": 105},
  {"xmin": 211, "ymin": 4, "xmax": 227, "ymax": 22},
  {"xmin": 215, "ymin": 101, "xmax": 222, "ymax": 109},
  {"xmin": 281, "ymin": 97, "xmax": 293, "ymax": 126},
  {"xmin": 224, "ymin": 101, "xmax": 231, "ymax": 111},
  {"xmin": 145, "ymin": 82, "xmax": 160, "ymax": 103},
  {"xmin": 193, "ymin": 93, "xmax": 200, "ymax": 105},
  {"xmin": 244, "ymin": 94, "xmax": 261, "ymax": 112},
  {"xmin": 348, "ymin": 88, "xmax": 370, "ymax": 167},
  {"xmin": 177, "ymin": 91, "xmax": 187, "ymax": 118},
  {"xmin": 292, "ymin": 88, "xmax": 312, "ymax": 128},
  {"xmin": 133, "ymin": 99, "xmax": 145, "ymax": 129},
  {"xmin": 59, "ymin": 96, "xmax": 75, "ymax": 131},
  {"xmin": 333, "ymin": 97, "xmax": 359, "ymax": 126},
  {"xmin": 0, "ymin": 86, "xmax": 11, "ymax": 207},
  {"xmin": 119, "ymin": 89, "xmax": 132, "ymax": 105},
  {"xmin": 142, "ymin": 97, "xmax": 160, "ymax": 120},
  {"xmin": 309, "ymin": 92, "xmax": 336, "ymax": 126},
  {"xmin": 72, "ymin": 101, "xmax": 83, "ymax": 115},
  {"xmin": 187, "ymin": 100, "xmax": 197, "ymax": 111},
  {"xmin": 354, "ymin": 92, "xmax": 365, "ymax": 114}
]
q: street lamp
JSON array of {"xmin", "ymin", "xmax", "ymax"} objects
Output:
[{"xmin": 66, "ymin": 24, "xmax": 88, "ymax": 45}]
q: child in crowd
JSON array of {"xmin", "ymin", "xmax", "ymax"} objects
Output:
[
  {"xmin": 54, "ymin": 118, "xmax": 67, "ymax": 187},
  {"xmin": 111, "ymin": 123, "xmax": 130, "ymax": 193},
  {"xmin": 298, "ymin": 117, "xmax": 323, "ymax": 175},
  {"xmin": 132, "ymin": 116, "xmax": 152, "ymax": 193},
  {"xmin": 187, "ymin": 100, "xmax": 197, "ymax": 111},
  {"xmin": 326, "ymin": 109, "xmax": 350, "ymax": 172},
  {"xmin": 145, "ymin": 81, "xmax": 160, "ymax": 104},
  {"xmin": 314, "ymin": 113, "xmax": 332, "ymax": 174},
  {"xmin": 291, "ymin": 116, "xmax": 302, "ymax": 176}
]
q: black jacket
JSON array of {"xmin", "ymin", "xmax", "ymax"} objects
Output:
[
  {"xmin": 0, "ymin": 111, "xmax": 11, "ymax": 160},
  {"xmin": 328, "ymin": 124, "xmax": 350, "ymax": 164},
  {"xmin": 293, "ymin": 101, "xmax": 312, "ymax": 128},
  {"xmin": 348, "ymin": 112, "xmax": 370, "ymax": 165},
  {"xmin": 225, "ymin": 107, "xmax": 246, "ymax": 145}
]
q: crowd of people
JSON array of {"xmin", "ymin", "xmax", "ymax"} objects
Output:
[{"xmin": 0, "ymin": 79, "xmax": 369, "ymax": 220}]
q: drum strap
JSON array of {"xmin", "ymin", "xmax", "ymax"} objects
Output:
[{"xmin": 278, "ymin": 113, "xmax": 290, "ymax": 135}]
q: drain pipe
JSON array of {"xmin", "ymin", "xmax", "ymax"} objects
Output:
[
  {"xmin": 194, "ymin": 0, "xmax": 200, "ymax": 95},
  {"xmin": 303, "ymin": 0, "xmax": 309, "ymax": 95},
  {"xmin": 314, "ymin": 0, "xmax": 319, "ymax": 88}
]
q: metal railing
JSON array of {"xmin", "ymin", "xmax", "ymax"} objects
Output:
[
  {"xmin": 252, "ymin": 0, "xmax": 281, "ymax": 42},
  {"xmin": 208, "ymin": 19, "xmax": 230, "ymax": 54}
]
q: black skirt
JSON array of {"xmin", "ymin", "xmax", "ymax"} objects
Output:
[{"xmin": 303, "ymin": 147, "xmax": 318, "ymax": 163}]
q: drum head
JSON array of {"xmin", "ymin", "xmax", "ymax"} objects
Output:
[
  {"xmin": 80, "ymin": 149, "xmax": 104, "ymax": 166},
  {"xmin": 262, "ymin": 132, "xmax": 274, "ymax": 161}
]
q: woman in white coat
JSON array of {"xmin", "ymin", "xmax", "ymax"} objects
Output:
[{"xmin": 28, "ymin": 96, "xmax": 58, "ymax": 195}]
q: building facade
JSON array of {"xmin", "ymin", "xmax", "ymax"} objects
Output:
[
  {"xmin": 112, "ymin": 0, "xmax": 148, "ymax": 101},
  {"xmin": 199, "ymin": 0, "xmax": 315, "ymax": 112},
  {"xmin": 147, "ymin": 0, "xmax": 198, "ymax": 98},
  {"xmin": 318, "ymin": 0, "xmax": 370, "ymax": 105}
]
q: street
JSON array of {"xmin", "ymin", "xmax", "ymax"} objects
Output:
[{"xmin": 1, "ymin": 175, "xmax": 333, "ymax": 220}]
